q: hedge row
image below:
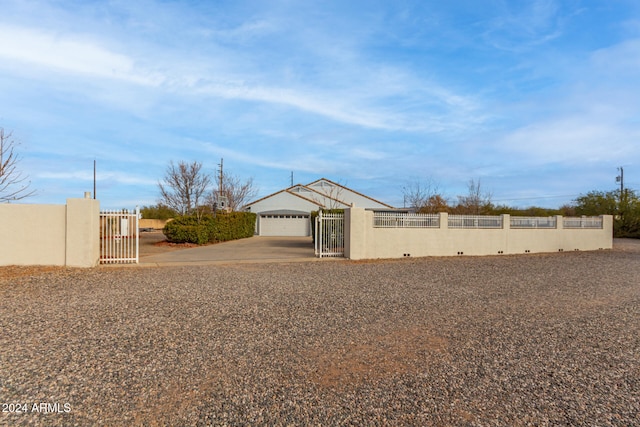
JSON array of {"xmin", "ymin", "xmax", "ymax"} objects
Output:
[{"xmin": 163, "ymin": 212, "xmax": 257, "ymax": 244}]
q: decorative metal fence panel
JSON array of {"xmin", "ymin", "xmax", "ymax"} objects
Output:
[
  {"xmin": 563, "ymin": 216, "xmax": 603, "ymax": 229},
  {"xmin": 315, "ymin": 211, "xmax": 344, "ymax": 257},
  {"xmin": 448, "ymin": 215, "xmax": 503, "ymax": 229},
  {"xmin": 510, "ymin": 216, "xmax": 557, "ymax": 229},
  {"xmin": 100, "ymin": 207, "xmax": 139, "ymax": 264},
  {"xmin": 373, "ymin": 212, "xmax": 439, "ymax": 228}
]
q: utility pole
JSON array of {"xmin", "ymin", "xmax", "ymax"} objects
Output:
[
  {"xmin": 217, "ymin": 158, "xmax": 227, "ymax": 211},
  {"xmin": 616, "ymin": 166, "xmax": 624, "ymax": 195},
  {"xmin": 93, "ymin": 159, "xmax": 96, "ymax": 199},
  {"xmin": 218, "ymin": 158, "xmax": 224, "ymax": 197},
  {"xmin": 291, "ymin": 171, "xmax": 294, "ymax": 187}
]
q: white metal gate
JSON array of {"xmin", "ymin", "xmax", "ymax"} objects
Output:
[
  {"xmin": 100, "ymin": 207, "xmax": 139, "ymax": 264},
  {"xmin": 315, "ymin": 211, "xmax": 344, "ymax": 257}
]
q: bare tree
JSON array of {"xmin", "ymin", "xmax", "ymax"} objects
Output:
[
  {"xmin": 402, "ymin": 178, "xmax": 444, "ymax": 212},
  {"xmin": 0, "ymin": 128, "xmax": 35, "ymax": 202},
  {"xmin": 455, "ymin": 178, "xmax": 493, "ymax": 215},
  {"xmin": 208, "ymin": 173, "xmax": 259, "ymax": 212},
  {"xmin": 303, "ymin": 179, "xmax": 347, "ymax": 210},
  {"xmin": 158, "ymin": 160, "xmax": 211, "ymax": 216}
]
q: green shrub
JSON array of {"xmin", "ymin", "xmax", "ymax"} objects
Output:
[{"xmin": 163, "ymin": 212, "xmax": 257, "ymax": 244}]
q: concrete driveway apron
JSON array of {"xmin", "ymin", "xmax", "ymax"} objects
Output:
[{"xmin": 139, "ymin": 236, "xmax": 318, "ymax": 266}]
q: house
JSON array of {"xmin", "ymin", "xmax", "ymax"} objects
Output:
[{"xmin": 243, "ymin": 178, "xmax": 394, "ymax": 236}]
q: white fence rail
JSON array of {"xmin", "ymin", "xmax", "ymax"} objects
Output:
[
  {"xmin": 448, "ymin": 215, "xmax": 503, "ymax": 229},
  {"xmin": 373, "ymin": 212, "xmax": 439, "ymax": 228},
  {"xmin": 563, "ymin": 216, "xmax": 603, "ymax": 229},
  {"xmin": 368, "ymin": 212, "xmax": 604, "ymax": 230},
  {"xmin": 315, "ymin": 211, "xmax": 344, "ymax": 257},
  {"xmin": 510, "ymin": 216, "xmax": 557, "ymax": 228},
  {"xmin": 100, "ymin": 207, "xmax": 140, "ymax": 264}
]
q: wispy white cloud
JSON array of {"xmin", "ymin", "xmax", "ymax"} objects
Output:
[
  {"xmin": 0, "ymin": 16, "xmax": 485, "ymax": 133},
  {"xmin": 37, "ymin": 170, "xmax": 156, "ymax": 186},
  {"xmin": 501, "ymin": 116, "xmax": 640, "ymax": 165},
  {"xmin": 202, "ymin": 20, "xmax": 279, "ymax": 42},
  {"xmin": 0, "ymin": 24, "xmax": 163, "ymax": 86},
  {"xmin": 590, "ymin": 38, "xmax": 640, "ymax": 76},
  {"xmin": 482, "ymin": 0, "xmax": 563, "ymax": 51},
  {"xmin": 2, "ymin": 0, "xmax": 639, "ymax": 208}
]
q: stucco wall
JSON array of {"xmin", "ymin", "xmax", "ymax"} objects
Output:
[
  {"xmin": 345, "ymin": 209, "xmax": 613, "ymax": 260},
  {"xmin": 0, "ymin": 198, "xmax": 100, "ymax": 267}
]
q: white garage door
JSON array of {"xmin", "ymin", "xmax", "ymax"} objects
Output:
[{"xmin": 260, "ymin": 214, "xmax": 310, "ymax": 236}]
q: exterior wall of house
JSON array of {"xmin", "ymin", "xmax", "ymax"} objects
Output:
[
  {"xmin": 0, "ymin": 197, "xmax": 100, "ymax": 267},
  {"xmin": 345, "ymin": 208, "xmax": 613, "ymax": 260}
]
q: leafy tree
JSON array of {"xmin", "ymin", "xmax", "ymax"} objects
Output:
[
  {"xmin": 615, "ymin": 189, "xmax": 640, "ymax": 237},
  {"xmin": 0, "ymin": 127, "xmax": 35, "ymax": 202},
  {"xmin": 573, "ymin": 189, "xmax": 640, "ymax": 238},
  {"xmin": 573, "ymin": 191, "xmax": 618, "ymax": 216},
  {"xmin": 558, "ymin": 204, "xmax": 577, "ymax": 217},
  {"xmin": 419, "ymin": 194, "xmax": 449, "ymax": 214}
]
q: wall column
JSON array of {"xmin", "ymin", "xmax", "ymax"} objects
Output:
[
  {"xmin": 344, "ymin": 207, "xmax": 367, "ymax": 260},
  {"xmin": 439, "ymin": 212, "xmax": 448, "ymax": 229},
  {"xmin": 66, "ymin": 197, "xmax": 101, "ymax": 267}
]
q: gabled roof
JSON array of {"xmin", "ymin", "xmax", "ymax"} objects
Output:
[
  {"xmin": 243, "ymin": 177, "xmax": 394, "ymax": 210},
  {"xmin": 306, "ymin": 178, "xmax": 394, "ymax": 209},
  {"xmin": 288, "ymin": 183, "xmax": 350, "ymax": 208},
  {"xmin": 243, "ymin": 186, "xmax": 322, "ymax": 208}
]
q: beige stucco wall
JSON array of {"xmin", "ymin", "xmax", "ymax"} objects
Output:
[
  {"xmin": 66, "ymin": 198, "xmax": 100, "ymax": 267},
  {"xmin": 0, "ymin": 198, "xmax": 100, "ymax": 267},
  {"xmin": 345, "ymin": 209, "xmax": 613, "ymax": 260}
]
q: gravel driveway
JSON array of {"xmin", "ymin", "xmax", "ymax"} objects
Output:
[{"xmin": 1, "ymin": 241, "xmax": 639, "ymax": 426}]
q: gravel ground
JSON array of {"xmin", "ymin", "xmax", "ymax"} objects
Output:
[{"xmin": 1, "ymin": 241, "xmax": 639, "ymax": 426}]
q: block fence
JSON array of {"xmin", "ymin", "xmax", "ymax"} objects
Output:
[
  {"xmin": 344, "ymin": 208, "xmax": 613, "ymax": 260},
  {"xmin": 0, "ymin": 197, "xmax": 100, "ymax": 267}
]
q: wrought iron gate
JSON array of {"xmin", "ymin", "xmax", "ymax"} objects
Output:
[
  {"xmin": 100, "ymin": 207, "xmax": 139, "ymax": 264},
  {"xmin": 315, "ymin": 211, "xmax": 344, "ymax": 257}
]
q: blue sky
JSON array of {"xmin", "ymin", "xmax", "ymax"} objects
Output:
[{"xmin": 1, "ymin": 0, "xmax": 639, "ymax": 210}]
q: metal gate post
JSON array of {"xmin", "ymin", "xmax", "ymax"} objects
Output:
[
  {"xmin": 135, "ymin": 205, "xmax": 140, "ymax": 264},
  {"xmin": 315, "ymin": 210, "xmax": 322, "ymax": 257}
]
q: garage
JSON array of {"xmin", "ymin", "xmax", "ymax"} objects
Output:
[
  {"xmin": 258, "ymin": 210, "xmax": 311, "ymax": 237},
  {"xmin": 244, "ymin": 178, "xmax": 394, "ymax": 237}
]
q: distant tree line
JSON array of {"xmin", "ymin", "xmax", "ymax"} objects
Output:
[{"xmin": 403, "ymin": 178, "xmax": 640, "ymax": 238}]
